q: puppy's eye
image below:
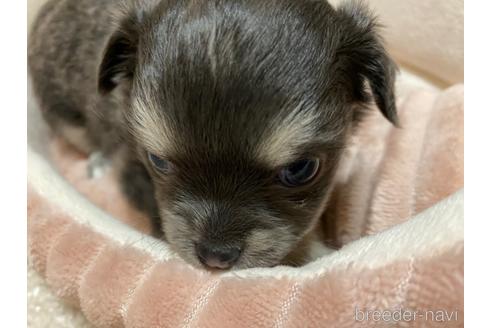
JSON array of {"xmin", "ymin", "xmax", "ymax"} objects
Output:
[
  {"xmin": 147, "ymin": 152, "xmax": 171, "ymax": 173},
  {"xmin": 278, "ymin": 158, "xmax": 320, "ymax": 187}
]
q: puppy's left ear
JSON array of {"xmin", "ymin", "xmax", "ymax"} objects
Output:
[
  {"xmin": 336, "ymin": 1, "xmax": 399, "ymax": 126},
  {"xmin": 98, "ymin": 15, "xmax": 139, "ymax": 94},
  {"xmin": 98, "ymin": 0, "xmax": 159, "ymax": 94}
]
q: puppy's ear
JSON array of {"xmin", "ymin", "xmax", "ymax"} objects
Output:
[
  {"xmin": 336, "ymin": 1, "xmax": 398, "ymax": 126},
  {"xmin": 98, "ymin": 15, "xmax": 139, "ymax": 94}
]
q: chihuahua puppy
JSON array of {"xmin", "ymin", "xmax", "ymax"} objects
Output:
[{"xmin": 28, "ymin": 0, "xmax": 397, "ymax": 269}]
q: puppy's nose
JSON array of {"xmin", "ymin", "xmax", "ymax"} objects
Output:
[{"xmin": 196, "ymin": 242, "xmax": 241, "ymax": 269}]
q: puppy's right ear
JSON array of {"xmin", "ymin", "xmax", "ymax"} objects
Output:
[
  {"xmin": 98, "ymin": 15, "xmax": 139, "ymax": 94},
  {"xmin": 335, "ymin": 1, "xmax": 399, "ymax": 126}
]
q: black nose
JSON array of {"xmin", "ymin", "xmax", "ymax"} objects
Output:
[{"xmin": 196, "ymin": 242, "xmax": 241, "ymax": 269}]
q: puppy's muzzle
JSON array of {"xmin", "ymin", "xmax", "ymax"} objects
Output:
[{"xmin": 195, "ymin": 242, "xmax": 242, "ymax": 269}]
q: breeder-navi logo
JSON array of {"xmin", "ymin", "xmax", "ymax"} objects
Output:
[{"xmin": 354, "ymin": 306, "xmax": 459, "ymax": 323}]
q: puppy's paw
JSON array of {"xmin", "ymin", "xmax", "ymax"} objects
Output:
[
  {"xmin": 307, "ymin": 240, "xmax": 337, "ymax": 261},
  {"xmin": 87, "ymin": 151, "xmax": 111, "ymax": 179}
]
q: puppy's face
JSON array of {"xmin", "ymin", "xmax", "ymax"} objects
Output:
[{"xmin": 99, "ymin": 0, "xmax": 397, "ymax": 269}]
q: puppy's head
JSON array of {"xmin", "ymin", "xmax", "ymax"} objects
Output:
[{"xmin": 98, "ymin": 0, "xmax": 397, "ymax": 269}]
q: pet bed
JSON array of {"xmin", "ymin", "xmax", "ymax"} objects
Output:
[{"xmin": 27, "ymin": 0, "xmax": 464, "ymax": 327}]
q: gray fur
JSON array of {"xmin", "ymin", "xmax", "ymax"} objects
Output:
[{"xmin": 28, "ymin": 0, "xmax": 397, "ymax": 269}]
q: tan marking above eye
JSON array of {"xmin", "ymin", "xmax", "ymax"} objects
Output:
[{"xmin": 128, "ymin": 96, "xmax": 174, "ymax": 155}]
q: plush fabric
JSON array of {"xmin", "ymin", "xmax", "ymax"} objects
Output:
[
  {"xmin": 324, "ymin": 85, "xmax": 463, "ymax": 245},
  {"xmin": 27, "ymin": 83, "xmax": 464, "ymax": 327},
  {"xmin": 27, "ymin": 267, "xmax": 93, "ymax": 328}
]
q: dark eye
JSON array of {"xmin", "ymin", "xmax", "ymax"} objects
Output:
[
  {"xmin": 278, "ymin": 158, "xmax": 320, "ymax": 187},
  {"xmin": 147, "ymin": 152, "xmax": 171, "ymax": 173}
]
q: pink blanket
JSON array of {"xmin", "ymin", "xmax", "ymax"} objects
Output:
[{"xmin": 27, "ymin": 85, "xmax": 463, "ymax": 327}]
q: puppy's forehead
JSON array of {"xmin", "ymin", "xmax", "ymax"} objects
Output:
[
  {"xmin": 130, "ymin": 91, "xmax": 343, "ymax": 166},
  {"xmin": 131, "ymin": 0, "xmax": 344, "ymax": 165}
]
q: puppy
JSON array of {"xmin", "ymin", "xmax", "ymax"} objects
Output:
[{"xmin": 28, "ymin": 0, "xmax": 397, "ymax": 269}]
